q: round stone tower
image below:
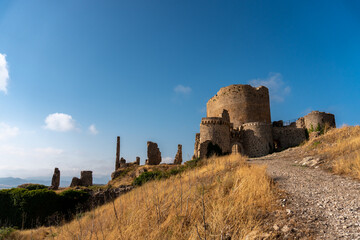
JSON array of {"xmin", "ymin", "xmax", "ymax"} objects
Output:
[
  {"xmin": 296, "ymin": 111, "xmax": 336, "ymax": 130},
  {"xmin": 206, "ymin": 84, "xmax": 271, "ymax": 128},
  {"xmin": 199, "ymin": 117, "xmax": 231, "ymax": 155},
  {"xmin": 242, "ymin": 122, "xmax": 273, "ymax": 157}
]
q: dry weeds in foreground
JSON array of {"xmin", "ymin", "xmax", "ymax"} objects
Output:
[
  {"xmin": 14, "ymin": 155, "xmax": 277, "ymax": 240},
  {"xmin": 305, "ymin": 125, "xmax": 360, "ymax": 179}
]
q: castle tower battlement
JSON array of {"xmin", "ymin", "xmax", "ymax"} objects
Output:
[
  {"xmin": 201, "ymin": 117, "xmax": 230, "ymax": 126},
  {"xmin": 206, "ymin": 84, "xmax": 271, "ymax": 128}
]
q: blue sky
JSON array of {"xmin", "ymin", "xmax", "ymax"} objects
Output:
[{"xmin": 0, "ymin": 0, "xmax": 360, "ymax": 182}]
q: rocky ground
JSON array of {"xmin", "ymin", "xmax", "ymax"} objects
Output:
[{"xmin": 251, "ymin": 147, "xmax": 360, "ymax": 239}]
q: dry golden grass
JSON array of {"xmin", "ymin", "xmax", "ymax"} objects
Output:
[
  {"xmin": 305, "ymin": 125, "xmax": 360, "ymax": 179},
  {"xmin": 13, "ymin": 154, "xmax": 277, "ymax": 240}
]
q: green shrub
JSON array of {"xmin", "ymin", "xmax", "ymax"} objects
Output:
[
  {"xmin": 18, "ymin": 184, "xmax": 48, "ymax": 190},
  {"xmin": 133, "ymin": 171, "xmax": 165, "ymax": 186},
  {"xmin": 316, "ymin": 123, "xmax": 325, "ymax": 135},
  {"xmin": 185, "ymin": 157, "xmax": 201, "ymax": 169},
  {"xmin": 0, "ymin": 188, "xmax": 90, "ymax": 229},
  {"xmin": 0, "ymin": 227, "xmax": 16, "ymax": 240},
  {"xmin": 59, "ymin": 189, "xmax": 90, "ymax": 215}
]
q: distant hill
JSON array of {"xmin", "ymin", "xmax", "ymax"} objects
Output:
[
  {"xmin": 0, "ymin": 176, "xmax": 110, "ymax": 189},
  {"xmin": 0, "ymin": 177, "xmax": 50, "ymax": 189}
]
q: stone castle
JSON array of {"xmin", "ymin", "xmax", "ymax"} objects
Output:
[
  {"xmin": 52, "ymin": 84, "xmax": 336, "ymax": 187},
  {"xmin": 193, "ymin": 84, "xmax": 336, "ymax": 159}
]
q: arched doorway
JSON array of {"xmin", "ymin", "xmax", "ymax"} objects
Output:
[{"xmin": 231, "ymin": 142, "xmax": 244, "ymax": 155}]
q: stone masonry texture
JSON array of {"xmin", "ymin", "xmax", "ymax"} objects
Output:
[
  {"xmin": 174, "ymin": 144, "xmax": 182, "ymax": 165},
  {"xmin": 51, "ymin": 168, "xmax": 60, "ymax": 190},
  {"xmin": 146, "ymin": 141, "xmax": 162, "ymax": 165},
  {"xmin": 80, "ymin": 171, "xmax": 93, "ymax": 187},
  {"xmin": 206, "ymin": 84, "xmax": 271, "ymax": 128}
]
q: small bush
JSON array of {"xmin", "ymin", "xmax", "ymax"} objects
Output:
[
  {"xmin": 133, "ymin": 171, "xmax": 165, "ymax": 186},
  {"xmin": 0, "ymin": 188, "xmax": 90, "ymax": 229},
  {"xmin": 185, "ymin": 157, "xmax": 201, "ymax": 169},
  {"xmin": 0, "ymin": 227, "xmax": 16, "ymax": 240},
  {"xmin": 17, "ymin": 184, "xmax": 48, "ymax": 190}
]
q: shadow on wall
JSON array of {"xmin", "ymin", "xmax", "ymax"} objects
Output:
[{"xmin": 199, "ymin": 140, "xmax": 224, "ymax": 159}]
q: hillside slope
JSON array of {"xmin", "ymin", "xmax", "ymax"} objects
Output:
[{"xmin": 11, "ymin": 155, "xmax": 281, "ymax": 240}]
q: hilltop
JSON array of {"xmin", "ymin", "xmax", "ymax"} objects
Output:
[{"xmin": 3, "ymin": 126, "xmax": 360, "ymax": 239}]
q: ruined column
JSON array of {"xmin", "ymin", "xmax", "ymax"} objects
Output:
[
  {"xmin": 120, "ymin": 157, "xmax": 127, "ymax": 168},
  {"xmin": 51, "ymin": 168, "xmax": 60, "ymax": 190},
  {"xmin": 146, "ymin": 141, "xmax": 162, "ymax": 165},
  {"xmin": 136, "ymin": 156, "xmax": 140, "ymax": 165},
  {"xmin": 174, "ymin": 144, "xmax": 182, "ymax": 165},
  {"xmin": 80, "ymin": 171, "xmax": 93, "ymax": 186},
  {"xmin": 115, "ymin": 136, "xmax": 120, "ymax": 170}
]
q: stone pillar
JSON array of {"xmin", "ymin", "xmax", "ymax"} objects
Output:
[
  {"xmin": 174, "ymin": 144, "xmax": 182, "ymax": 165},
  {"xmin": 136, "ymin": 156, "xmax": 140, "ymax": 165},
  {"xmin": 146, "ymin": 141, "xmax": 162, "ymax": 165},
  {"xmin": 115, "ymin": 136, "xmax": 120, "ymax": 170},
  {"xmin": 51, "ymin": 168, "xmax": 60, "ymax": 190},
  {"xmin": 70, "ymin": 177, "xmax": 81, "ymax": 187},
  {"xmin": 80, "ymin": 171, "xmax": 93, "ymax": 186}
]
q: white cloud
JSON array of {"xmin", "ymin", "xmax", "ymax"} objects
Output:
[
  {"xmin": 174, "ymin": 85, "xmax": 192, "ymax": 94},
  {"xmin": 34, "ymin": 147, "xmax": 63, "ymax": 155},
  {"xmin": 88, "ymin": 124, "xmax": 98, "ymax": 135},
  {"xmin": 162, "ymin": 157, "xmax": 173, "ymax": 164},
  {"xmin": 0, "ymin": 53, "xmax": 9, "ymax": 94},
  {"xmin": 44, "ymin": 113, "xmax": 76, "ymax": 132},
  {"xmin": 0, "ymin": 122, "xmax": 19, "ymax": 140},
  {"xmin": 249, "ymin": 73, "xmax": 291, "ymax": 103}
]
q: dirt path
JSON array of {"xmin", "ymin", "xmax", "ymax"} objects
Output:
[{"xmin": 251, "ymin": 147, "xmax": 360, "ymax": 239}]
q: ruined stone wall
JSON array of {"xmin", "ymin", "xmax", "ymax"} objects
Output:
[
  {"xmin": 297, "ymin": 111, "xmax": 336, "ymax": 130},
  {"xmin": 146, "ymin": 141, "xmax": 162, "ymax": 165},
  {"xmin": 272, "ymin": 127, "xmax": 306, "ymax": 151},
  {"xmin": 242, "ymin": 122, "xmax": 273, "ymax": 157},
  {"xmin": 200, "ymin": 117, "xmax": 231, "ymax": 154},
  {"xmin": 193, "ymin": 133, "xmax": 200, "ymax": 158},
  {"xmin": 174, "ymin": 144, "xmax": 182, "ymax": 165},
  {"xmin": 206, "ymin": 85, "xmax": 271, "ymax": 128},
  {"xmin": 80, "ymin": 171, "xmax": 93, "ymax": 187}
]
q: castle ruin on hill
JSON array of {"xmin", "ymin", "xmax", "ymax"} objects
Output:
[{"xmin": 193, "ymin": 84, "xmax": 336, "ymax": 159}]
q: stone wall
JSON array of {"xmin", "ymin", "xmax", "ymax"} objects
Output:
[
  {"xmin": 272, "ymin": 127, "xmax": 307, "ymax": 151},
  {"xmin": 206, "ymin": 84, "xmax": 271, "ymax": 128},
  {"xmin": 200, "ymin": 117, "xmax": 231, "ymax": 154},
  {"xmin": 146, "ymin": 141, "xmax": 162, "ymax": 165},
  {"xmin": 296, "ymin": 111, "xmax": 336, "ymax": 130},
  {"xmin": 174, "ymin": 144, "xmax": 182, "ymax": 165},
  {"xmin": 80, "ymin": 171, "xmax": 93, "ymax": 187},
  {"xmin": 242, "ymin": 122, "xmax": 273, "ymax": 157},
  {"xmin": 193, "ymin": 133, "xmax": 200, "ymax": 158}
]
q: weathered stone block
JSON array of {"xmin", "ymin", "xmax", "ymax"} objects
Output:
[
  {"xmin": 146, "ymin": 141, "xmax": 161, "ymax": 165},
  {"xmin": 51, "ymin": 168, "xmax": 60, "ymax": 190},
  {"xmin": 70, "ymin": 177, "xmax": 82, "ymax": 187},
  {"xmin": 80, "ymin": 171, "xmax": 93, "ymax": 186}
]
